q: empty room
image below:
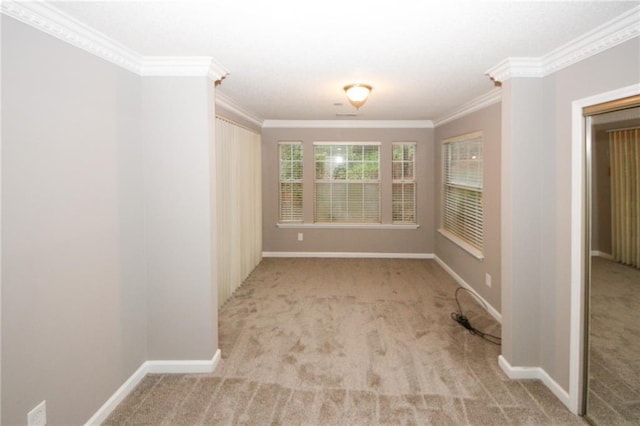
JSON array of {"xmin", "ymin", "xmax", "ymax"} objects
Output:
[{"xmin": 2, "ymin": 1, "xmax": 639, "ymax": 425}]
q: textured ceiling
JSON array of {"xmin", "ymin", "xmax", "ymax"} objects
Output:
[{"xmin": 52, "ymin": 1, "xmax": 638, "ymax": 121}]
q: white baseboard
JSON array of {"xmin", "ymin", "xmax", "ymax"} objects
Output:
[
  {"xmin": 85, "ymin": 349, "xmax": 221, "ymax": 425},
  {"xmin": 590, "ymin": 250, "xmax": 614, "ymax": 260},
  {"xmin": 146, "ymin": 350, "xmax": 221, "ymax": 374},
  {"xmin": 262, "ymin": 251, "xmax": 434, "ymax": 259},
  {"xmin": 434, "ymin": 255, "xmax": 502, "ymax": 323},
  {"xmin": 498, "ymin": 355, "xmax": 572, "ymax": 412}
]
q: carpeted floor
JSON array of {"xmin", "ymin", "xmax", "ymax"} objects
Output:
[
  {"xmin": 587, "ymin": 256, "xmax": 640, "ymax": 425},
  {"xmin": 104, "ymin": 258, "xmax": 585, "ymax": 425}
]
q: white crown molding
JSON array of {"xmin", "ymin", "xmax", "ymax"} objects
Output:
[
  {"xmin": 486, "ymin": 5, "xmax": 640, "ymax": 83},
  {"xmin": 1, "ymin": 1, "xmax": 229, "ymax": 80},
  {"xmin": 1, "ymin": 0, "xmax": 143, "ymax": 74},
  {"xmin": 485, "ymin": 57, "xmax": 544, "ymax": 83},
  {"xmin": 541, "ymin": 5, "xmax": 640, "ymax": 77},
  {"xmin": 262, "ymin": 119, "xmax": 434, "ymax": 129},
  {"xmin": 208, "ymin": 61, "xmax": 229, "ymax": 83},
  {"xmin": 215, "ymin": 92, "xmax": 264, "ymax": 128},
  {"xmin": 140, "ymin": 56, "xmax": 228, "ymax": 81},
  {"xmin": 434, "ymin": 87, "xmax": 502, "ymax": 127}
]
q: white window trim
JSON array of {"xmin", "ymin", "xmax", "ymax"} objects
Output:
[
  {"xmin": 441, "ymin": 131, "xmax": 484, "ymax": 256},
  {"xmin": 438, "ymin": 228, "xmax": 484, "ymax": 260},
  {"xmin": 278, "ymin": 223, "xmax": 420, "ymax": 230}
]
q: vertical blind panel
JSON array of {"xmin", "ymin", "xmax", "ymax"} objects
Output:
[
  {"xmin": 610, "ymin": 128, "xmax": 640, "ymax": 268},
  {"xmin": 216, "ymin": 118, "xmax": 263, "ymax": 307},
  {"xmin": 392, "ymin": 142, "xmax": 417, "ymax": 224},
  {"xmin": 314, "ymin": 143, "xmax": 380, "ymax": 223},
  {"xmin": 443, "ymin": 135, "xmax": 484, "ymax": 251},
  {"xmin": 279, "ymin": 142, "xmax": 303, "ymax": 222}
]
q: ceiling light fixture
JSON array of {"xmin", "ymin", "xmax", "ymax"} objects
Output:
[{"xmin": 344, "ymin": 84, "xmax": 372, "ymax": 109}]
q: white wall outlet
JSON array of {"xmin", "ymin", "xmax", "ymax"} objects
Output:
[
  {"xmin": 297, "ymin": 232, "xmax": 303, "ymax": 241},
  {"xmin": 485, "ymin": 273, "xmax": 492, "ymax": 288},
  {"xmin": 28, "ymin": 400, "xmax": 46, "ymax": 426}
]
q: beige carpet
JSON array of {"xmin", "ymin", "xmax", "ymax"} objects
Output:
[
  {"xmin": 587, "ymin": 256, "xmax": 640, "ymax": 425},
  {"xmin": 104, "ymin": 258, "xmax": 584, "ymax": 425}
]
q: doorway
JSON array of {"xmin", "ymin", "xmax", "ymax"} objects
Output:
[{"xmin": 568, "ymin": 86, "xmax": 639, "ymax": 417}]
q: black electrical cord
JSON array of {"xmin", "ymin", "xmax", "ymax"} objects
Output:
[{"xmin": 451, "ymin": 287, "xmax": 502, "ymax": 345}]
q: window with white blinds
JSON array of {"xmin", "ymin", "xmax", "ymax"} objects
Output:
[
  {"xmin": 442, "ymin": 132, "xmax": 483, "ymax": 253},
  {"xmin": 279, "ymin": 142, "xmax": 303, "ymax": 222},
  {"xmin": 314, "ymin": 142, "xmax": 380, "ymax": 223},
  {"xmin": 392, "ymin": 142, "xmax": 416, "ymax": 224}
]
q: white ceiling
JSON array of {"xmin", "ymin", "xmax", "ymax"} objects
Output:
[{"xmin": 51, "ymin": 1, "xmax": 638, "ymax": 121}]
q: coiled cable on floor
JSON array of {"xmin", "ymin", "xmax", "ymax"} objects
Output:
[{"xmin": 451, "ymin": 287, "xmax": 502, "ymax": 345}]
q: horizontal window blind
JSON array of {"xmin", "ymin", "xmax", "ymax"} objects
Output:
[
  {"xmin": 442, "ymin": 132, "xmax": 483, "ymax": 251},
  {"xmin": 392, "ymin": 142, "xmax": 417, "ymax": 224},
  {"xmin": 314, "ymin": 142, "xmax": 380, "ymax": 223},
  {"xmin": 279, "ymin": 142, "xmax": 303, "ymax": 222}
]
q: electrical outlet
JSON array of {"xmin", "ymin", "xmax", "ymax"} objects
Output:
[
  {"xmin": 28, "ymin": 400, "xmax": 46, "ymax": 426},
  {"xmin": 297, "ymin": 232, "xmax": 303, "ymax": 241},
  {"xmin": 485, "ymin": 273, "xmax": 492, "ymax": 288}
]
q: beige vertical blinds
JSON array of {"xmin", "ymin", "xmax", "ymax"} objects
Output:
[
  {"xmin": 216, "ymin": 117, "xmax": 263, "ymax": 307},
  {"xmin": 609, "ymin": 127, "xmax": 640, "ymax": 269}
]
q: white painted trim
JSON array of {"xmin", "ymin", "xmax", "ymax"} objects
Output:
[
  {"xmin": 145, "ymin": 350, "xmax": 221, "ymax": 374},
  {"xmin": 590, "ymin": 250, "xmax": 614, "ymax": 260},
  {"xmin": 485, "ymin": 57, "xmax": 545, "ymax": 83},
  {"xmin": 84, "ymin": 350, "xmax": 221, "ymax": 426},
  {"xmin": 139, "ymin": 57, "xmax": 228, "ymax": 81},
  {"xmin": 277, "ymin": 223, "xmax": 419, "ymax": 230},
  {"xmin": 262, "ymin": 251, "xmax": 433, "ymax": 259},
  {"xmin": 434, "ymin": 88, "xmax": 502, "ymax": 127},
  {"xmin": 215, "ymin": 92, "xmax": 264, "ymax": 128},
  {"xmin": 486, "ymin": 5, "xmax": 640, "ymax": 83},
  {"xmin": 84, "ymin": 363, "xmax": 148, "ymax": 426},
  {"xmin": 437, "ymin": 229, "xmax": 484, "ymax": 261},
  {"xmin": 434, "ymin": 255, "xmax": 501, "ymax": 323},
  {"xmin": 262, "ymin": 120, "xmax": 434, "ymax": 129},
  {"xmin": 0, "ymin": 1, "xmax": 229, "ymax": 79},
  {"xmin": 569, "ymin": 83, "xmax": 640, "ymax": 415},
  {"xmin": 1, "ymin": 0, "xmax": 142, "ymax": 74},
  {"xmin": 498, "ymin": 355, "xmax": 571, "ymax": 410},
  {"xmin": 542, "ymin": 5, "xmax": 640, "ymax": 77}
]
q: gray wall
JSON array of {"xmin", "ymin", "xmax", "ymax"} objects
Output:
[
  {"xmin": 434, "ymin": 103, "xmax": 502, "ymax": 311},
  {"xmin": 261, "ymin": 127, "xmax": 434, "ymax": 254},
  {"xmin": 141, "ymin": 77, "xmax": 217, "ymax": 360},
  {"xmin": 501, "ymin": 37, "xmax": 640, "ymax": 391},
  {"xmin": 2, "ymin": 17, "xmax": 147, "ymax": 425},
  {"xmin": 2, "ymin": 17, "xmax": 220, "ymax": 424}
]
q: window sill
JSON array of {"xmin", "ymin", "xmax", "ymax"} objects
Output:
[
  {"xmin": 277, "ymin": 223, "xmax": 420, "ymax": 230},
  {"xmin": 438, "ymin": 228, "xmax": 484, "ymax": 261}
]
